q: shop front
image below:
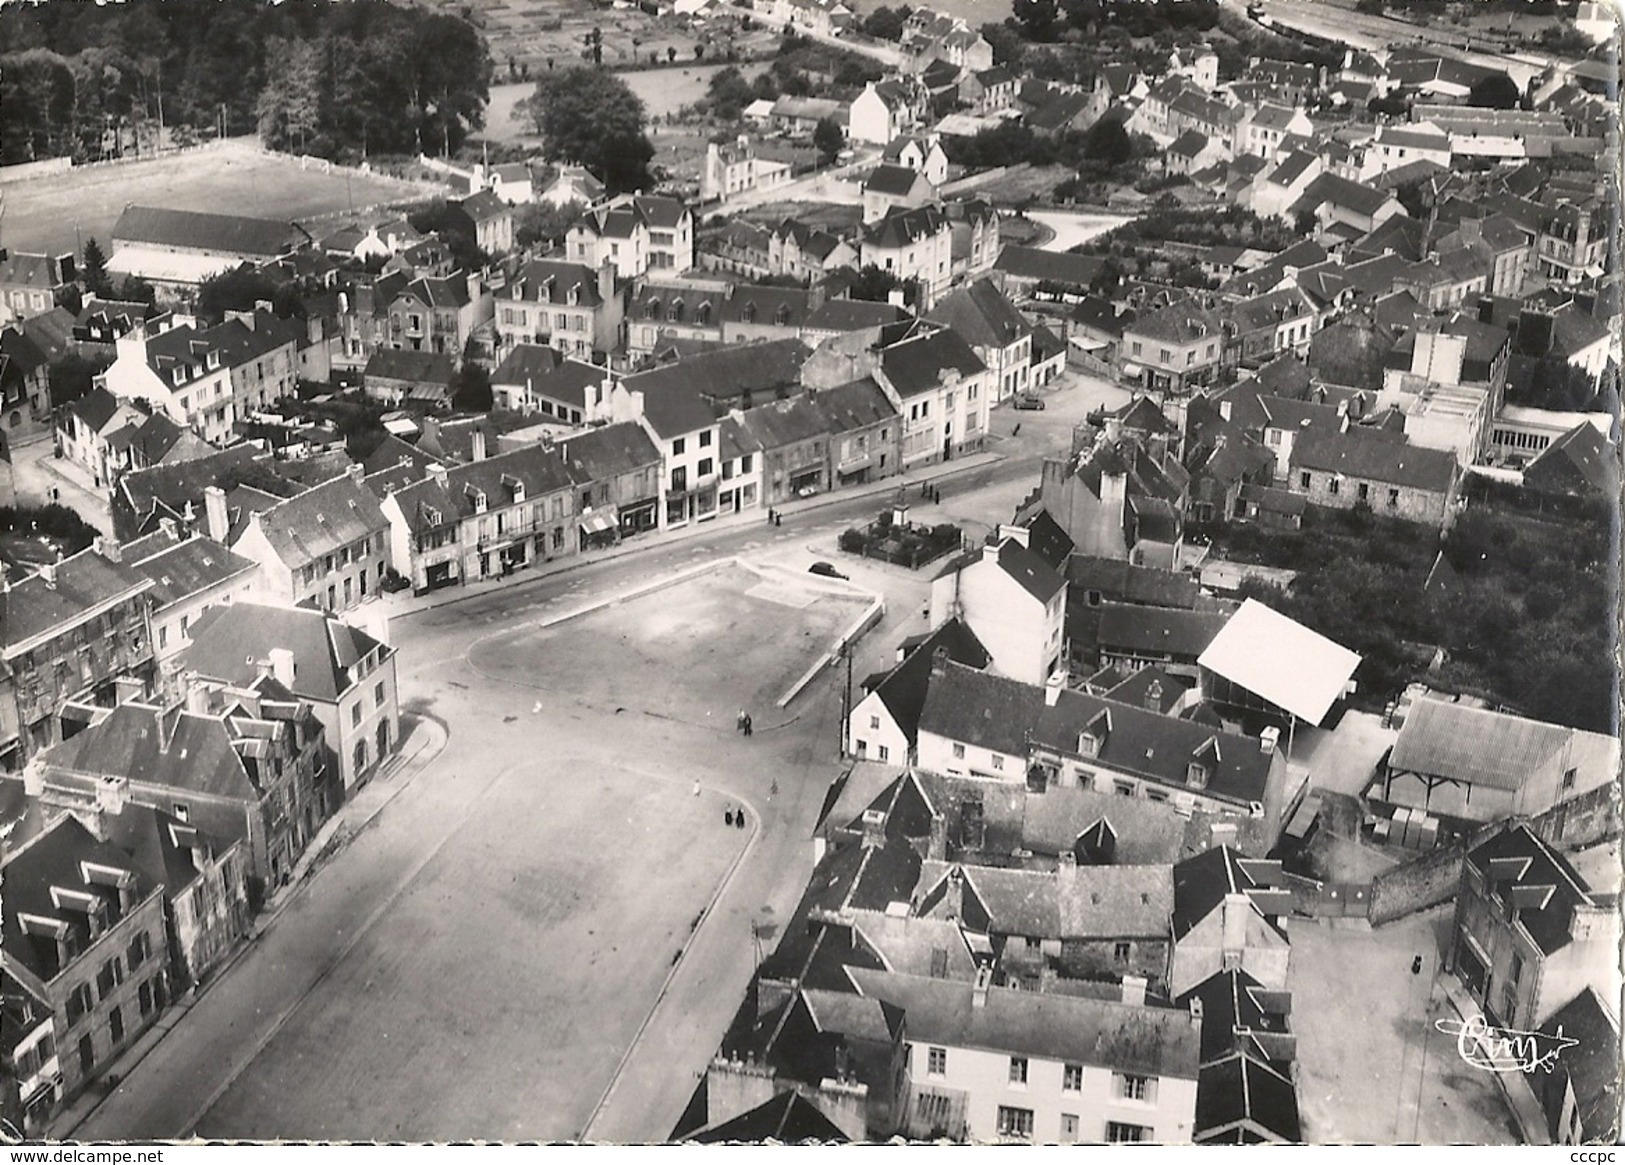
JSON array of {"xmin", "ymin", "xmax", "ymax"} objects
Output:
[{"xmin": 579, "ymin": 509, "xmax": 619, "ymax": 551}]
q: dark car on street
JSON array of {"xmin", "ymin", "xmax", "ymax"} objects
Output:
[
  {"xmin": 808, "ymin": 561, "xmax": 848, "ymax": 580},
  {"xmin": 1013, "ymin": 392, "xmax": 1046, "ymax": 410}
]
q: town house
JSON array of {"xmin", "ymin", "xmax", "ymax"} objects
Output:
[
  {"xmin": 567, "ymin": 195, "xmax": 694, "ymax": 279},
  {"xmin": 0, "ymin": 818, "xmax": 169, "ymax": 1117},
  {"xmin": 103, "ymin": 319, "xmax": 240, "ymax": 446},
  {"xmin": 380, "ymin": 436, "xmax": 586, "ymax": 590},
  {"xmin": 1169, "ymin": 846, "xmax": 1294, "ymax": 998},
  {"xmin": 1288, "ymin": 429, "xmax": 1460, "ymax": 527},
  {"xmin": 926, "ymin": 279, "xmax": 1032, "ymax": 404},
  {"xmin": 1120, "ymin": 300, "xmax": 1226, "ymax": 396},
  {"xmin": 224, "ymin": 468, "xmax": 390, "ymax": 613},
  {"xmin": 178, "ymin": 601, "xmax": 399, "ymax": 795},
  {"xmin": 860, "ymin": 205, "xmax": 955, "ymax": 310},
  {"xmin": 813, "ymin": 376, "xmax": 901, "ymax": 490},
  {"xmin": 494, "ymin": 258, "xmax": 623, "ymax": 359},
  {"xmin": 732, "ymin": 395, "xmax": 835, "ymax": 506},
  {"xmin": 927, "ymin": 528, "xmax": 1065, "ymax": 686},
  {"xmin": 386, "ymin": 273, "xmax": 493, "ymax": 358},
  {"xmin": 30, "ymin": 674, "xmax": 331, "ymax": 896},
  {"xmin": 0, "ymin": 547, "xmax": 156, "ymax": 770},
  {"xmin": 558, "ymin": 420, "xmax": 664, "ymax": 545},
  {"xmin": 1447, "ymin": 823, "xmax": 1617, "ymax": 1032},
  {"xmin": 0, "ymin": 251, "xmax": 75, "ymax": 325}
]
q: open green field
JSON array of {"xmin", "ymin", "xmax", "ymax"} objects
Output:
[{"xmin": 0, "ymin": 139, "xmax": 442, "ymax": 260}]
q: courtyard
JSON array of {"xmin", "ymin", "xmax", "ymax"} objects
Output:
[{"xmin": 1289, "ymin": 907, "xmax": 1521, "ymax": 1145}]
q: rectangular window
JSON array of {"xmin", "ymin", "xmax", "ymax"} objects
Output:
[
  {"xmin": 1299, "ymin": 471, "xmax": 1311, "ymax": 489},
  {"xmin": 877, "ymin": 744, "xmax": 890, "ymax": 762},
  {"xmin": 1009, "ymin": 1056, "xmax": 1028, "ymax": 1086},
  {"xmin": 108, "ymin": 1005, "xmax": 124, "ymax": 1046},
  {"xmin": 996, "ymin": 1106, "xmax": 1033, "ymax": 1140},
  {"xmin": 672, "ymin": 438, "xmax": 686, "ymax": 456},
  {"xmin": 128, "ymin": 932, "xmax": 149, "ymax": 969},
  {"xmin": 927, "ymin": 1046, "xmax": 947, "ymax": 1077},
  {"xmin": 1063, "ymin": 1064, "xmax": 1083, "ymax": 1092},
  {"xmin": 1119, "ymin": 1074, "xmax": 1151, "ymax": 1101},
  {"xmin": 1107, "ymin": 1122, "xmax": 1149, "ymax": 1143},
  {"xmin": 375, "ymin": 681, "xmax": 385, "ymax": 709},
  {"xmin": 138, "ymin": 979, "xmax": 154, "ymax": 1017},
  {"xmin": 992, "ymin": 754, "xmax": 1004, "ymax": 771},
  {"xmin": 741, "ymin": 454, "xmax": 753, "ymax": 473},
  {"xmin": 869, "ymin": 716, "xmax": 880, "ymax": 731},
  {"xmin": 699, "ymin": 430, "xmax": 712, "ymax": 447},
  {"xmin": 351, "ymin": 703, "xmax": 362, "ymax": 727},
  {"xmin": 1060, "ymin": 1114, "xmax": 1080, "ymax": 1143},
  {"xmin": 1115, "ymin": 941, "xmax": 1132, "ymax": 962},
  {"xmin": 952, "ymin": 743, "xmax": 966, "ymax": 759},
  {"xmin": 1328, "ymin": 477, "xmax": 1340, "ymax": 496}
]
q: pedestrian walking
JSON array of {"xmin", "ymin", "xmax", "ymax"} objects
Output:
[
  {"xmin": 1012, "ymin": 422, "xmax": 1022, "ymax": 437},
  {"xmin": 736, "ymin": 708, "xmax": 747, "ymax": 734},
  {"xmin": 743, "ymin": 714, "xmax": 753, "ymax": 737},
  {"xmin": 767, "ymin": 508, "xmax": 775, "ymax": 524},
  {"xmin": 1411, "ymin": 955, "xmax": 1423, "ymax": 975},
  {"xmin": 774, "ymin": 513, "xmax": 782, "ymax": 527},
  {"xmin": 734, "ymin": 808, "xmax": 746, "ymax": 829},
  {"xmin": 725, "ymin": 807, "xmax": 735, "ymax": 826}
]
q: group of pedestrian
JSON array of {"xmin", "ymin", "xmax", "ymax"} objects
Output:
[
  {"xmin": 920, "ymin": 483, "xmax": 942, "ymax": 504},
  {"xmin": 736, "ymin": 708, "xmax": 754, "ymax": 737},
  {"xmin": 765, "ymin": 508, "xmax": 783, "ymax": 527},
  {"xmin": 723, "ymin": 806, "xmax": 747, "ymax": 829}
]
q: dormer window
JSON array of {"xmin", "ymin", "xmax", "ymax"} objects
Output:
[
  {"xmin": 172, "ymin": 368, "xmax": 186, "ymax": 386},
  {"xmin": 1186, "ymin": 762, "xmax": 1210, "ymax": 789},
  {"xmin": 206, "ymin": 350, "xmax": 221, "ymax": 370},
  {"xmin": 469, "ymin": 487, "xmax": 487, "ymax": 514},
  {"xmin": 645, "ymin": 299, "xmax": 660, "ymax": 319},
  {"xmin": 504, "ymin": 473, "xmax": 525, "ymax": 503},
  {"xmin": 695, "ymin": 302, "xmax": 712, "ymax": 325},
  {"xmin": 741, "ymin": 302, "xmax": 758, "ymax": 324},
  {"xmin": 774, "ymin": 303, "xmax": 791, "ymax": 326},
  {"xmin": 669, "ymin": 298, "xmax": 685, "ymax": 323}
]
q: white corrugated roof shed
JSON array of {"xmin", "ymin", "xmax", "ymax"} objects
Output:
[{"xmin": 1197, "ymin": 598, "xmax": 1361, "ymax": 726}]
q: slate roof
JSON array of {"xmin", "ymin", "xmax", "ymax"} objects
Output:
[
  {"xmin": 626, "ymin": 339, "xmax": 809, "ymax": 425},
  {"xmin": 864, "ymin": 164, "xmax": 930, "ymax": 197},
  {"xmin": 112, "ymin": 205, "xmax": 309, "ymax": 258},
  {"xmin": 1290, "ymin": 173, "xmax": 1394, "ymax": 218},
  {"xmin": 1066, "ymin": 556, "xmax": 1200, "ymax": 609},
  {"xmin": 864, "ymin": 619, "xmax": 990, "ymax": 749},
  {"xmin": 1096, "ymin": 603, "xmax": 1230, "ymax": 660},
  {"xmin": 490, "ymin": 344, "xmax": 564, "ymax": 386},
  {"xmin": 1171, "ymin": 847, "xmax": 1286, "ymax": 941},
  {"xmin": 364, "ymin": 348, "xmax": 456, "ymax": 386},
  {"xmin": 878, "ymin": 326, "xmax": 986, "ymax": 398},
  {"xmin": 1123, "ymin": 298, "xmax": 1226, "ymax": 346},
  {"xmin": 1036, "ymin": 685, "xmax": 1277, "ymax": 807},
  {"xmin": 996, "ymin": 538, "xmax": 1066, "ymax": 603},
  {"xmin": 803, "ymin": 299, "xmax": 911, "ymax": 333},
  {"xmin": 917, "ymin": 660, "xmax": 1045, "ymax": 757},
  {"xmin": 241, "ymin": 472, "xmax": 387, "ymax": 570},
  {"xmin": 919, "ymin": 861, "xmax": 1173, "ymax": 939},
  {"xmin": 1388, "ymin": 699, "xmax": 1579, "ymax": 792},
  {"xmin": 44, "ymin": 701, "xmax": 270, "ymax": 807},
  {"xmin": 1523, "ymin": 422, "xmax": 1618, "ymax": 497},
  {"xmin": 180, "ymin": 601, "xmax": 385, "ymax": 704},
  {"xmin": 925, "ymin": 278, "xmax": 1031, "ymax": 350},
  {"xmin": 0, "ymin": 548, "xmax": 154, "ymax": 658},
  {"xmin": 736, "ymin": 394, "xmax": 835, "ymax": 452},
  {"xmin": 126, "ymin": 533, "xmax": 257, "ymax": 608},
  {"xmin": 559, "ymin": 420, "xmax": 661, "ymax": 482},
  {"xmin": 1464, "ymin": 823, "xmax": 1599, "ymax": 956},
  {"xmin": 1290, "ymin": 429, "xmax": 1456, "ymax": 494},
  {"xmin": 1170, "ymin": 130, "xmax": 1210, "ymax": 158},
  {"xmin": 503, "ymin": 259, "xmax": 607, "ymax": 308},
  {"xmin": 810, "ymin": 377, "xmax": 897, "ymax": 434},
  {"xmin": 862, "ymin": 204, "xmax": 949, "ymax": 249},
  {"xmin": 1, "ymin": 817, "xmax": 153, "ymax": 983},
  {"xmin": 689, "ymin": 1091, "xmax": 851, "ymax": 1144},
  {"xmin": 1537, "ymin": 988, "xmax": 1620, "ymax": 1143},
  {"xmin": 848, "ymin": 968, "xmax": 1200, "ymax": 1079},
  {"xmin": 994, "ymin": 246, "xmax": 1106, "ymax": 287},
  {"xmin": 1195, "ymin": 1053, "xmax": 1302, "ymax": 1143}
]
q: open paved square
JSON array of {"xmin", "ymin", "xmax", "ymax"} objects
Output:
[
  {"xmin": 469, "ymin": 561, "xmax": 876, "ymax": 729},
  {"xmin": 1290, "ymin": 909, "xmax": 1520, "ymax": 1144},
  {"xmin": 195, "ymin": 762, "xmax": 746, "ymax": 1140}
]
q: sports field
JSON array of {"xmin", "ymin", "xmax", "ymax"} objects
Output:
[{"xmin": 0, "ymin": 139, "xmax": 442, "ymax": 259}]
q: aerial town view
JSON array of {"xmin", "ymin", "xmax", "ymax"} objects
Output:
[{"xmin": 0, "ymin": 0, "xmax": 1617, "ymax": 1147}]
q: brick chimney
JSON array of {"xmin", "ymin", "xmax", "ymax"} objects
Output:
[
  {"xmin": 470, "ymin": 426, "xmax": 487, "ymax": 463},
  {"xmin": 94, "ymin": 535, "xmax": 122, "ymax": 564},
  {"xmin": 1121, "ymin": 974, "xmax": 1148, "ymax": 1006},
  {"xmin": 269, "ymin": 647, "xmax": 296, "ymax": 689},
  {"xmin": 861, "ymin": 808, "xmax": 886, "ymax": 849},
  {"xmin": 204, "ymin": 485, "xmax": 230, "ymax": 543}
]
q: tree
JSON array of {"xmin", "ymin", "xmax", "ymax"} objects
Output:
[
  {"xmin": 515, "ymin": 200, "xmax": 584, "ymax": 250},
  {"xmin": 1467, "ymin": 72, "xmax": 1521, "ymax": 110},
  {"xmin": 980, "ymin": 22, "xmax": 1027, "ymax": 68},
  {"xmin": 859, "ymin": 5, "xmax": 912, "ymax": 40},
  {"xmin": 1081, "ymin": 115, "xmax": 1131, "ymax": 167},
  {"xmin": 707, "ymin": 65, "xmax": 757, "ymax": 120},
  {"xmin": 668, "ymin": 46, "xmax": 678, "ymax": 63},
  {"xmin": 523, "ymin": 67, "xmax": 655, "ymax": 195},
  {"xmin": 813, "ymin": 116, "xmax": 844, "ymax": 163},
  {"xmin": 694, "ymin": 42, "xmax": 706, "ymax": 60},
  {"xmin": 847, "ymin": 264, "xmax": 903, "ymax": 303},
  {"xmin": 48, "ymin": 352, "xmax": 107, "ymax": 409},
  {"xmin": 115, "ymin": 276, "xmax": 156, "ymax": 308},
  {"xmin": 198, "ymin": 265, "xmax": 286, "ymax": 322},
  {"xmin": 1011, "ymin": 0, "xmax": 1061, "ymax": 41},
  {"xmin": 451, "ymin": 360, "xmax": 492, "ymax": 412},
  {"xmin": 256, "ymin": 37, "xmax": 323, "ymax": 153}
]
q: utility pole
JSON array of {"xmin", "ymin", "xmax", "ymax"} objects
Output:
[{"xmin": 836, "ymin": 639, "xmax": 854, "ymax": 758}]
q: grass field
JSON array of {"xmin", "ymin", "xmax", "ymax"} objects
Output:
[{"xmin": 0, "ymin": 139, "xmax": 443, "ymax": 259}]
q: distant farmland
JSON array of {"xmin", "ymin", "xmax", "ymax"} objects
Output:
[{"xmin": 0, "ymin": 139, "xmax": 445, "ymax": 259}]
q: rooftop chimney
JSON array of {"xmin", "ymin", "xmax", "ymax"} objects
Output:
[
  {"xmin": 429, "ymin": 463, "xmax": 449, "ymax": 489},
  {"xmin": 861, "ymin": 808, "xmax": 886, "ymax": 849},
  {"xmin": 972, "ymin": 964, "xmax": 991, "ymax": 1008},
  {"xmin": 1259, "ymin": 726, "xmax": 1280, "ymax": 755},
  {"xmin": 1121, "ymin": 974, "xmax": 1148, "ymax": 1007},
  {"xmin": 268, "ymin": 647, "xmax": 296, "ymax": 689},
  {"xmin": 1044, "ymin": 669, "xmax": 1067, "ymax": 708},
  {"xmin": 470, "ymin": 426, "xmax": 488, "ymax": 463},
  {"xmin": 1144, "ymin": 679, "xmax": 1164, "ymax": 711},
  {"xmin": 95, "ymin": 535, "xmax": 122, "ymax": 564},
  {"xmin": 998, "ymin": 524, "xmax": 1031, "ymax": 550},
  {"xmin": 204, "ymin": 485, "xmax": 229, "ymax": 543}
]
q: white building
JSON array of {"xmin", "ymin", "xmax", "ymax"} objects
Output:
[{"xmin": 927, "ymin": 527, "xmax": 1065, "ymax": 687}]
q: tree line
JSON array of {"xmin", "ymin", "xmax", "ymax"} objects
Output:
[{"xmin": 0, "ymin": 0, "xmax": 490, "ymax": 165}]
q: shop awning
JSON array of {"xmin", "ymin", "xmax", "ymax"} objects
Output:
[
  {"xmin": 1122, "ymin": 362, "xmax": 1142, "ymax": 378},
  {"xmin": 838, "ymin": 454, "xmax": 878, "ymax": 475},
  {"xmin": 579, "ymin": 511, "xmax": 617, "ymax": 535}
]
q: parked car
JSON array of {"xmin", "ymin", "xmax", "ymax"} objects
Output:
[
  {"xmin": 808, "ymin": 561, "xmax": 848, "ymax": 580},
  {"xmin": 1013, "ymin": 393, "xmax": 1046, "ymax": 410}
]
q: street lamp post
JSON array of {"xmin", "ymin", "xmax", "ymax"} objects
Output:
[{"xmin": 835, "ymin": 638, "xmax": 854, "ymax": 758}]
